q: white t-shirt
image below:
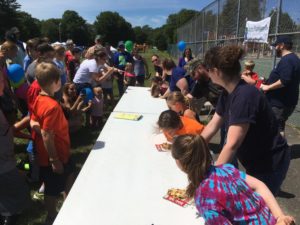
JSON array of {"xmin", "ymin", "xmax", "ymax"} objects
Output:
[{"xmin": 73, "ymin": 59, "xmax": 103, "ymax": 84}]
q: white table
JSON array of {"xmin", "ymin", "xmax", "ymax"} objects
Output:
[
  {"xmin": 54, "ymin": 87, "xmax": 204, "ymax": 225},
  {"xmin": 113, "ymin": 86, "xmax": 167, "ymax": 114}
]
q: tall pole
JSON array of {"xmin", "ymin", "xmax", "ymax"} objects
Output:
[
  {"xmin": 236, "ymin": 0, "xmax": 241, "ymax": 44},
  {"xmin": 272, "ymin": 0, "xmax": 282, "ymax": 68},
  {"xmin": 59, "ymin": 22, "xmax": 62, "ymax": 42}
]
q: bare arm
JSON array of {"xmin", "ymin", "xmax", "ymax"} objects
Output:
[
  {"xmin": 260, "ymin": 80, "xmax": 284, "ymax": 92},
  {"xmin": 176, "ymin": 78, "xmax": 189, "ymax": 96},
  {"xmin": 215, "ymin": 123, "xmax": 249, "ymax": 165},
  {"xmin": 201, "ymin": 112, "xmax": 223, "ymax": 143},
  {"xmin": 245, "ymin": 175, "xmax": 295, "ymax": 224},
  {"xmin": 41, "ymin": 129, "xmax": 64, "ymax": 174}
]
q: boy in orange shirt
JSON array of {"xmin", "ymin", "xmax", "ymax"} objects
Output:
[
  {"xmin": 30, "ymin": 62, "xmax": 74, "ymax": 225},
  {"xmin": 158, "ymin": 109, "xmax": 205, "ymax": 142}
]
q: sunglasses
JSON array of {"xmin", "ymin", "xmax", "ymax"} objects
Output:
[{"xmin": 152, "ymin": 58, "xmax": 158, "ymax": 63}]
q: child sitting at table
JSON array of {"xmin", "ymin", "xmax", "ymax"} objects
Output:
[
  {"xmin": 151, "ymin": 76, "xmax": 168, "ymax": 98},
  {"xmin": 171, "ymin": 134, "xmax": 295, "ymax": 225},
  {"xmin": 166, "ymin": 91, "xmax": 199, "ymax": 122},
  {"xmin": 157, "ymin": 109, "xmax": 204, "ymax": 142}
]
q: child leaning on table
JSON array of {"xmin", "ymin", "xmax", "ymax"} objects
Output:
[
  {"xmin": 30, "ymin": 62, "xmax": 74, "ymax": 225},
  {"xmin": 157, "ymin": 109, "xmax": 204, "ymax": 142},
  {"xmin": 172, "ymin": 134, "xmax": 295, "ymax": 225}
]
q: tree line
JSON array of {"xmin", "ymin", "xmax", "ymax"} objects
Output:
[{"xmin": 0, "ymin": 0, "xmax": 198, "ymax": 50}]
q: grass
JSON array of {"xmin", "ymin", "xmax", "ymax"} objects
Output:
[{"xmin": 14, "ymin": 49, "xmax": 171, "ymax": 225}]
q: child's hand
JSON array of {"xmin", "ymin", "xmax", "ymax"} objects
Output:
[{"xmin": 276, "ymin": 215, "xmax": 296, "ymax": 225}]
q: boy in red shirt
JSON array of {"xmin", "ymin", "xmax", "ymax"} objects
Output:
[{"xmin": 30, "ymin": 62, "xmax": 74, "ymax": 224}]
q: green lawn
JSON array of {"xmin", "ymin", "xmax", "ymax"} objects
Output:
[{"xmin": 14, "ymin": 48, "xmax": 171, "ymax": 225}]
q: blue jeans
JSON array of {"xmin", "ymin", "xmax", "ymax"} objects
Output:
[{"xmin": 253, "ymin": 147, "xmax": 291, "ymax": 196}]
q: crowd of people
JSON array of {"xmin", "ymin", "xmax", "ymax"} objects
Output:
[
  {"xmin": 0, "ymin": 23, "xmax": 299, "ymax": 225},
  {"xmin": 0, "ymin": 27, "xmax": 149, "ymax": 225}
]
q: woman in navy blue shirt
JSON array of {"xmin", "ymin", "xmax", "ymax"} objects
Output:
[
  {"xmin": 161, "ymin": 58, "xmax": 191, "ymax": 98},
  {"xmin": 201, "ymin": 45, "xmax": 290, "ymax": 195}
]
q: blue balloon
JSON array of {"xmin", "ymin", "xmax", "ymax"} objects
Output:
[
  {"xmin": 7, "ymin": 64, "xmax": 24, "ymax": 83},
  {"xmin": 177, "ymin": 40, "xmax": 186, "ymax": 51}
]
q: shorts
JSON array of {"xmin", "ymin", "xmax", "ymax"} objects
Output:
[
  {"xmin": 272, "ymin": 106, "xmax": 295, "ymax": 132},
  {"xmin": 39, "ymin": 158, "xmax": 75, "ymax": 196}
]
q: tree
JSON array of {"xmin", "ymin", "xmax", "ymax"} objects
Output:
[
  {"xmin": 133, "ymin": 26, "xmax": 147, "ymax": 44},
  {"xmin": 40, "ymin": 18, "xmax": 61, "ymax": 42},
  {"xmin": 94, "ymin": 11, "xmax": 134, "ymax": 47},
  {"xmin": 61, "ymin": 10, "xmax": 91, "ymax": 46},
  {"xmin": 269, "ymin": 10, "xmax": 297, "ymax": 34},
  {"xmin": 164, "ymin": 9, "xmax": 199, "ymax": 44},
  {"xmin": 152, "ymin": 27, "xmax": 168, "ymax": 50},
  {"xmin": 17, "ymin": 11, "xmax": 41, "ymax": 41},
  {"xmin": 0, "ymin": 0, "xmax": 20, "ymax": 40}
]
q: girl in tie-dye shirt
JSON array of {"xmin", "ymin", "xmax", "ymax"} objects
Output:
[{"xmin": 171, "ymin": 134, "xmax": 295, "ymax": 225}]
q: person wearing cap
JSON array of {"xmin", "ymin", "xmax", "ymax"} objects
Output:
[
  {"xmin": 85, "ymin": 35, "xmax": 104, "ymax": 60},
  {"xmin": 260, "ymin": 36, "xmax": 300, "ymax": 137},
  {"xmin": 113, "ymin": 41, "xmax": 133, "ymax": 96},
  {"xmin": 186, "ymin": 58, "xmax": 222, "ymax": 108},
  {"xmin": 5, "ymin": 27, "xmax": 26, "ymax": 67}
]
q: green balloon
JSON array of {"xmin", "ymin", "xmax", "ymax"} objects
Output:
[{"xmin": 125, "ymin": 40, "xmax": 133, "ymax": 52}]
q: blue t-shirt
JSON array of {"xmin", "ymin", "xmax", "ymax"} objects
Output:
[
  {"xmin": 170, "ymin": 67, "xmax": 190, "ymax": 92},
  {"xmin": 216, "ymin": 80, "xmax": 288, "ymax": 174},
  {"xmin": 113, "ymin": 51, "xmax": 133, "ymax": 71},
  {"xmin": 195, "ymin": 164, "xmax": 276, "ymax": 225},
  {"xmin": 266, "ymin": 52, "xmax": 300, "ymax": 107}
]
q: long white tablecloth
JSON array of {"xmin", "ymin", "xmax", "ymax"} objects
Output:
[{"xmin": 54, "ymin": 87, "xmax": 204, "ymax": 225}]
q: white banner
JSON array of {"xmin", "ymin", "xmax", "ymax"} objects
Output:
[{"xmin": 244, "ymin": 17, "xmax": 271, "ymax": 43}]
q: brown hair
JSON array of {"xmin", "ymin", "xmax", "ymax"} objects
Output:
[
  {"xmin": 162, "ymin": 58, "xmax": 176, "ymax": 70},
  {"xmin": 172, "ymin": 134, "xmax": 212, "ymax": 198},
  {"xmin": 1, "ymin": 41, "xmax": 18, "ymax": 53},
  {"xmin": 166, "ymin": 91, "xmax": 189, "ymax": 108},
  {"xmin": 157, "ymin": 110, "xmax": 182, "ymax": 130},
  {"xmin": 35, "ymin": 62, "xmax": 60, "ymax": 89},
  {"xmin": 204, "ymin": 45, "xmax": 244, "ymax": 81}
]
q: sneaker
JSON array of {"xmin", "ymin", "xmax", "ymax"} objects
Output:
[{"xmin": 33, "ymin": 191, "xmax": 44, "ymax": 201}]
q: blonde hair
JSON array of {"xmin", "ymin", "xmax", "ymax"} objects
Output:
[
  {"xmin": 35, "ymin": 62, "xmax": 60, "ymax": 89},
  {"xmin": 172, "ymin": 134, "xmax": 212, "ymax": 198},
  {"xmin": 244, "ymin": 60, "xmax": 255, "ymax": 69},
  {"xmin": 53, "ymin": 45, "xmax": 65, "ymax": 57},
  {"xmin": 166, "ymin": 91, "xmax": 190, "ymax": 108}
]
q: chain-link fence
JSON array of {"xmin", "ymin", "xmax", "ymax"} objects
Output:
[{"xmin": 169, "ymin": 0, "xmax": 300, "ymax": 128}]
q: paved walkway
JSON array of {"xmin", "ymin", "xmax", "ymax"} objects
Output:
[{"xmin": 208, "ymin": 124, "xmax": 300, "ymax": 221}]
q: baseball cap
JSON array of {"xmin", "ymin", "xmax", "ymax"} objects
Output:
[
  {"xmin": 118, "ymin": 41, "xmax": 125, "ymax": 48},
  {"xmin": 95, "ymin": 35, "xmax": 102, "ymax": 41},
  {"xmin": 186, "ymin": 58, "xmax": 204, "ymax": 76},
  {"xmin": 66, "ymin": 39, "xmax": 74, "ymax": 46},
  {"xmin": 271, "ymin": 36, "xmax": 293, "ymax": 47},
  {"xmin": 10, "ymin": 27, "xmax": 20, "ymax": 34}
]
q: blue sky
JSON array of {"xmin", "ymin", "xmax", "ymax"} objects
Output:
[{"xmin": 18, "ymin": 0, "xmax": 212, "ymax": 28}]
